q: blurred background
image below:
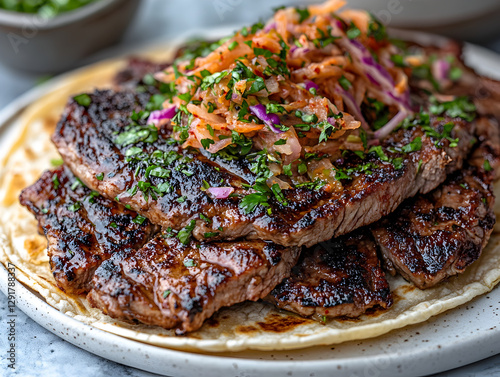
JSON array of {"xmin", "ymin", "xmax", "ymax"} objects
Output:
[{"xmin": 1, "ymin": 0, "xmax": 500, "ymax": 108}]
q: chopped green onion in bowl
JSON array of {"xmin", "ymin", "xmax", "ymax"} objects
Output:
[{"xmin": 0, "ymin": 0, "xmax": 99, "ymax": 18}]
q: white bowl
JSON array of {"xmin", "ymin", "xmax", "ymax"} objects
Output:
[
  {"xmin": 343, "ymin": 0, "xmax": 500, "ymax": 28},
  {"xmin": 285, "ymin": 0, "xmax": 500, "ymax": 42}
]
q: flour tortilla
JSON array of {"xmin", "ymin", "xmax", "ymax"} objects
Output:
[{"xmin": 1, "ymin": 41, "xmax": 500, "ymax": 353}]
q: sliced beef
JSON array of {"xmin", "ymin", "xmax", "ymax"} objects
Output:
[
  {"xmin": 52, "ymin": 89, "xmax": 474, "ymax": 247},
  {"xmin": 267, "ymin": 229, "xmax": 392, "ymax": 320},
  {"xmin": 113, "ymin": 57, "xmax": 171, "ymax": 89},
  {"xmin": 371, "ymin": 168, "xmax": 495, "ymax": 289},
  {"xmin": 371, "ymin": 116, "xmax": 499, "ymax": 289},
  {"xmin": 19, "ymin": 166, "xmax": 157, "ymax": 294},
  {"xmin": 88, "ymin": 236, "xmax": 300, "ymax": 333},
  {"xmin": 468, "ymin": 117, "xmax": 500, "ymax": 181}
]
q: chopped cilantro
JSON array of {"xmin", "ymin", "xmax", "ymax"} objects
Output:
[
  {"xmin": 401, "ymin": 137, "xmax": 422, "ymax": 153},
  {"xmin": 132, "ymin": 215, "xmax": 147, "ymax": 225},
  {"xmin": 318, "ymin": 121, "xmax": 336, "ymax": 143},
  {"xmin": 96, "ymin": 172, "xmax": 104, "ymax": 181},
  {"xmin": 295, "ymin": 7, "xmax": 310, "ymax": 23},
  {"xmin": 368, "ymin": 146, "xmax": 389, "ymax": 162},
  {"xmin": 177, "ymin": 219, "xmax": 196, "ymax": 244},
  {"xmin": 367, "ymin": 14, "xmax": 387, "ymax": 41},
  {"xmin": 70, "ymin": 178, "xmax": 83, "ymax": 191},
  {"xmin": 339, "ymin": 75, "xmax": 351, "ymax": 90},
  {"xmin": 50, "ymin": 158, "xmax": 64, "ymax": 167},
  {"xmin": 201, "ymin": 71, "xmax": 229, "ymax": 90},
  {"xmin": 283, "ymin": 163, "xmax": 293, "ymax": 176},
  {"xmin": 449, "ymin": 67, "xmax": 463, "ymax": 81},
  {"xmin": 228, "ymin": 41, "xmax": 239, "ymax": 51},
  {"xmin": 183, "ymin": 258, "xmax": 197, "ymax": 267},
  {"xmin": 294, "ymin": 179, "xmax": 326, "ymax": 190},
  {"xmin": 68, "ymin": 202, "xmax": 81, "ymax": 212},
  {"xmin": 270, "ymin": 183, "xmax": 288, "ymax": 206},
  {"xmin": 52, "ymin": 173, "xmax": 60, "ymax": 190},
  {"xmin": 239, "ymin": 192, "xmax": 269, "ymax": 214},
  {"xmin": 162, "ymin": 290, "xmax": 171, "ymax": 298},
  {"xmin": 390, "ymin": 54, "xmax": 406, "ymax": 67},
  {"xmin": 199, "ymin": 213, "xmax": 211, "ymax": 223},
  {"xmin": 201, "ymin": 138, "xmax": 215, "ymax": 149},
  {"xmin": 429, "ymin": 96, "xmax": 476, "ymax": 122},
  {"xmin": 73, "ymin": 93, "xmax": 91, "ymax": 107},
  {"xmin": 417, "ymin": 159, "xmax": 423, "ymax": 173},
  {"xmin": 346, "ymin": 22, "xmax": 361, "ymax": 39},
  {"xmin": 298, "ymin": 161, "xmax": 307, "ymax": 175},
  {"xmin": 115, "ymin": 122, "xmax": 158, "ymax": 146},
  {"xmin": 484, "ymin": 159, "xmax": 493, "ymax": 172}
]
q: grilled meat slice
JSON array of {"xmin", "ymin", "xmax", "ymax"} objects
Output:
[
  {"xmin": 267, "ymin": 229, "xmax": 392, "ymax": 320},
  {"xmin": 52, "ymin": 89, "xmax": 474, "ymax": 247},
  {"xmin": 19, "ymin": 166, "xmax": 157, "ymax": 294},
  {"xmin": 469, "ymin": 117, "xmax": 500, "ymax": 182},
  {"xmin": 371, "ymin": 167, "xmax": 495, "ymax": 289},
  {"xmin": 113, "ymin": 57, "xmax": 171, "ymax": 89},
  {"xmin": 408, "ymin": 39, "xmax": 500, "ymax": 120},
  {"xmin": 371, "ymin": 116, "xmax": 499, "ymax": 289},
  {"xmin": 88, "ymin": 236, "xmax": 300, "ymax": 333}
]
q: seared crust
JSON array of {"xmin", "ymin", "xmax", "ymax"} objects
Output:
[
  {"xmin": 52, "ymin": 89, "xmax": 474, "ymax": 247},
  {"xmin": 371, "ymin": 167, "xmax": 495, "ymax": 289},
  {"xmin": 267, "ymin": 229, "xmax": 392, "ymax": 320},
  {"xmin": 371, "ymin": 116, "xmax": 500, "ymax": 289},
  {"xmin": 88, "ymin": 236, "xmax": 300, "ymax": 333},
  {"xmin": 19, "ymin": 166, "xmax": 157, "ymax": 294}
]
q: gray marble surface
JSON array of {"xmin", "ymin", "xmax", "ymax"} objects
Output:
[{"xmin": 1, "ymin": 1, "xmax": 500, "ymax": 376}]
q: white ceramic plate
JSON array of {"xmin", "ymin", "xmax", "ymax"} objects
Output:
[{"xmin": 0, "ymin": 31, "xmax": 500, "ymax": 377}]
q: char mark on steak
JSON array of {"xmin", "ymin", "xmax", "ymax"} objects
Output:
[
  {"xmin": 267, "ymin": 229, "xmax": 392, "ymax": 320},
  {"xmin": 371, "ymin": 117, "xmax": 499, "ymax": 289},
  {"xmin": 88, "ymin": 236, "xmax": 300, "ymax": 333},
  {"xmin": 371, "ymin": 167, "xmax": 495, "ymax": 289},
  {"xmin": 19, "ymin": 166, "xmax": 157, "ymax": 294},
  {"xmin": 52, "ymin": 89, "xmax": 474, "ymax": 247}
]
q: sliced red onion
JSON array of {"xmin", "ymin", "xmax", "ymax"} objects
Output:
[
  {"xmin": 373, "ymin": 109, "xmax": 408, "ymax": 139},
  {"xmin": 304, "ymin": 80, "xmax": 319, "ymax": 93},
  {"xmin": 432, "ymin": 59, "xmax": 451, "ymax": 82},
  {"xmin": 341, "ymin": 38, "xmax": 411, "ymax": 111},
  {"xmin": 264, "ymin": 22, "xmax": 276, "ymax": 32},
  {"xmin": 206, "ymin": 187, "xmax": 234, "ymax": 199},
  {"xmin": 249, "ymin": 104, "xmax": 284, "ymax": 134},
  {"xmin": 291, "ymin": 47, "xmax": 310, "ymax": 57},
  {"xmin": 147, "ymin": 106, "xmax": 177, "ymax": 127},
  {"xmin": 335, "ymin": 85, "xmax": 369, "ymax": 130},
  {"xmin": 327, "ymin": 117, "xmax": 339, "ymax": 126}
]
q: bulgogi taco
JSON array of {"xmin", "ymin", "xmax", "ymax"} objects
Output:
[{"xmin": 1, "ymin": 0, "xmax": 500, "ymax": 352}]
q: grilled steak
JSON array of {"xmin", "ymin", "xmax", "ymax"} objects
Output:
[
  {"xmin": 52, "ymin": 89, "xmax": 474, "ymax": 247},
  {"xmin": 267, "ymin": 229, "xmax": 392, "ymax": 320},
  {"xmin": 469, "ymin": 117, "xmax": 500, "ymax": 182},
  {"xmin": 371, "ymin": 167, "xmax": 495, "ymax": 289},
  {"xmin": 113, "ymin": 57, "xmax": 171, "ymax": 89},
  {"xmin": 19, "ymin": 166, "xmax": 157, "ymax": 294},
  {"xmin": 371, "ymin": 116, "xmax": 499, "ymax": 289},
  {"xmin": 407, "ymin": 39, "xmax": 500, "ymax": 120},
  {"xmin": 88, "ymin": 236, "xmax": 300, "ymax": 333},
  {"xmin": 20, "ymin": 166, "xmax": 300, "ymax": 332}
]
